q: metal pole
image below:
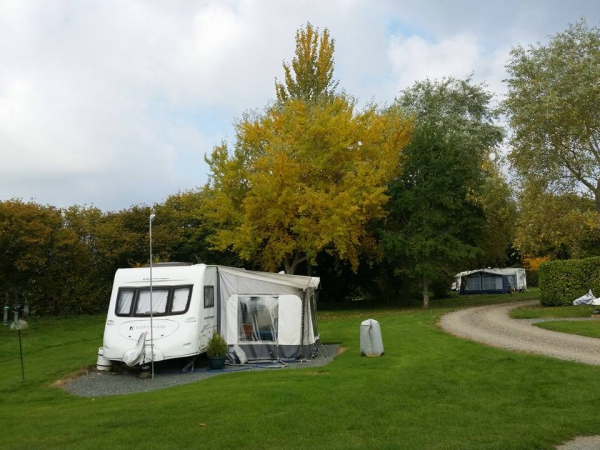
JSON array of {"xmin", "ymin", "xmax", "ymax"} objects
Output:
[
  {"xmin": 18, "ymin": 329, "xmax": 24, "ymax": 382},
  {"xmin": 149, "ymin": 213, "xmax": 156, "ymax": 380}
]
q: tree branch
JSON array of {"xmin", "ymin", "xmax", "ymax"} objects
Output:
[
  {"xmin": 558, "ymin": 152, "xmax": 596, "ymax": 193},
  {"xmin": 588, "ymin": 136, "xmax": 600, "ymax": 165}
]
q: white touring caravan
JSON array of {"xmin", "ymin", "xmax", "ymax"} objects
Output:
[{"xmin": 101, "ymin": 263, "xmax": 320, "ymax": 367}]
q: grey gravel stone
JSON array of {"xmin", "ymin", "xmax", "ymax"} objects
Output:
[
  {"xmin": 556, "ymin": 436, "xmax": 600, "ymax": 450},
  {"xmin": 65, "ymin": 344, "xmax": 341, "ymax": 398}
]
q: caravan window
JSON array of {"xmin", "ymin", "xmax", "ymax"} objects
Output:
[
  {"xmin": 136, "ymin": 288, "xmax": 169, "ymax": 315},
  {"xmin": 116, "ymin": 289, "xmax": 135, "ymax": 315},
  {"xmin": 238, "ymin": 295, "xmax": 278, "ymax": 342},
  {"xmin": 204, "ymin": 286, "xmax": 214, "ymax": 308},
  {"xmin": 172, "ymin": 287, "xmax": 192, "ymax": 313},
  {"xmin": 465, "ymin": 276, "xmax": 481, "ymax": 291},
  {"xmin": 114, "ymin": 285, "xmax": 193, "ymax": 317}
]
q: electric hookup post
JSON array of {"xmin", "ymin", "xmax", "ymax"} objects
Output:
[
  {"xmin": 3, "ymin": 293, "xmax": 10, "ymax": 325},
  {"xmin": 9, "ymin": 303, "xmax": 28, "ymax": 382}
]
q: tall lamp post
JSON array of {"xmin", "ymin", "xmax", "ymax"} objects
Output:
[{"xmin": 149, "ymin": 213, "xmax": 156, "ymax": 380}]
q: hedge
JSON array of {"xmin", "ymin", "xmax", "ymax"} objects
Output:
[{"xmin": 539, "ymin": 257, "xmax": 600, "ymax": 306}]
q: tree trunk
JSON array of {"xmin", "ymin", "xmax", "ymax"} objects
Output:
[
  {"xmin": 595, "ymin": 184, "xmax": 600, "ymax": 213},
  {"xmin": 283, "ymin": 258, "xmax": 292, "ymax": 274},
  {"xmin": 422, "ymin": 280, "xmax": 430, "ymax": 309},
  {"xmin": 283, "ymin": 251, "xmax": 307, "ymax": 275}
]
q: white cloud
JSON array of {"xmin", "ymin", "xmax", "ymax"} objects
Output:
[
  {"xmin": 388, "ymin": 34, "xmax": 482, "ymax": 91},
  {"xmin": 0, "ymin": 0, "xmax": 599, "ymax": 210}
]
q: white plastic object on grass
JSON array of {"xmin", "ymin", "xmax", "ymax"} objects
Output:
[
  {"xmin": 573, "ymin": 290, "xmax": 595, "ymax": 305},
  {"xmin": 360, "ymin": 319, "xmax": 384, "ymax": 357},
  {"xmin": 97, "ymin": 347, "xmax": 112, "ymax": 371}
]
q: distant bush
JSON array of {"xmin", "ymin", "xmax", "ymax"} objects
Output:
[{"xmin": 539, "ymin": 257, "xmax": 600, "ymax": 306}]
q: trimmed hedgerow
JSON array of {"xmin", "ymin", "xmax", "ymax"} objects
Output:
[{"xmin": 539, "ymin": 257, "xmax": 600, "ymax": 306}]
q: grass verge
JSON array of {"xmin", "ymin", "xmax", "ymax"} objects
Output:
[
  {"xmin": 534, "ymin": 320, "xmax": 600, "ymax": 339},
  {"xmin": 511, "ymin": 305, "xmax": 596, "ymax": 319}
]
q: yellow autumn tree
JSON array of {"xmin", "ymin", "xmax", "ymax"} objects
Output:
[
  {"xmin": 202, "ymin": 25, "xmax": 410, "ymax": 274},
  {"xmin": 275, "ymin": 22, "xmax": 338, "ymax": 104},
  {"xmin": 203, "ymin": 97, "xmax": 411, "ymax": 273}
]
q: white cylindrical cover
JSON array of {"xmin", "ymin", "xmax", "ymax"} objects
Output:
[
  {"xmin": 360, "ymin": 319, "xmax": 384, "ymax": 356},
  {"xmin": 97, "ymin": 347, "xmax": 112, "ymax": 371}
]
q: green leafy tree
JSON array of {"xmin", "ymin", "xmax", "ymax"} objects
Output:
[
  {"xmin": 504, "ymin": 19, "xmax": 600, "ymax": 211},
  {"xmin": 94, "ymin": 204, "xmax": 154, "ymax": 269},
  {"xmin": 383, "ymin": 77, "xmax": 504, "ymax": 308},
  {"xmin": 478, "ymin": 156, "xmax": 518, "ymax": 267},
  {"xmin": 514, "ymin": 181, "xmax": 600, "ymax": 259},
  {"xmin": 154, "ymin": 190, "xmax": 242, "ymax": 266}
]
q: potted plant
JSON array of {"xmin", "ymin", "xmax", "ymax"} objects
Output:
[{"xmin": 206, "ymin": 333, "xmax": 228, "ymax": 370}]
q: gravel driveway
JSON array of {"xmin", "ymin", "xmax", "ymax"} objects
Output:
[
  {"xmin": 439, "ymin": 300, "xmax": 600, "ymax": 365},
  {"xmin": 439, "ymin": 300, "xmax": 600, "ymax": 449}
]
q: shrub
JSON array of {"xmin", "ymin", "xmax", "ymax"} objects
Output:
[
  {"xmin": 206, "ymin": 333, "xmax": 228, "ymax": 357},
  {"xmin": 539, "ymin": 257, "xmax": 600, "ymax": 306}
]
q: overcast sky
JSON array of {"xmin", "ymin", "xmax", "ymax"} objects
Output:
[{"xmin": 1, "ymin": 0, "xmax": 598, "ymax": 211}]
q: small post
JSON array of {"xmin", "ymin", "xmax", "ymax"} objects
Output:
[
  {"xmin": 18, "ymin": 328, "xmax": 24, "ymax": 382},
  {"xmin": 149, "ymin": 213, "xmax": 156, "ymax": 380},
  {"xmin": 10, "ymin": 309, "xmax": 27, "ymax": 381},
  {"xmin": 3, "ymin": 295, "xmax": 8, "ymax": 325}
]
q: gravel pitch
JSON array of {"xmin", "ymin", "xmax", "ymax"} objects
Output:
[
  {"xmin": 439, "ymin": 300, "xmax": 600, "ymax": 450},
  {"xmin": 65, "ymin": 344, "xmax": 341, "ymax": 398}
]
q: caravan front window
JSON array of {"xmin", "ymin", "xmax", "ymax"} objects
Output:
[
  {"xmin": 172, "ymin": 287, "xmax": 192, "ymax": 313},
  {"xmin": 114, "ymin": 285, "xmax": 193, "ymax": 317},
  {"xmin": 116, "ymin": 290, "xmax": 135, "ymax": 315},
  {"xmin": 136, "ymin": 288, "xmax": 169, "ymax": 315},
  {"xmin": 238, "ymin": 295, "xmax": 278, "ymax": 342}
]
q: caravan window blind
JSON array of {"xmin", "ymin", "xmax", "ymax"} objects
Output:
[
  {"xmin": 116, "ymin": 289, "xmax": 135, "ymax": 315},
  {"xmin": 136, "ymin": 289, "xmax": 169, "ymax": 315},
  {"xmin": 172, "ymin": 287, "xmax": 192, "ymax": 313}
]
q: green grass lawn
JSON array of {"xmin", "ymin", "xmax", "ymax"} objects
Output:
[
  {"xmin": 2, "ymin": 293, "xmax": 600, "ymax": 450},
  {"xmin": 511, "ymin": 303, "xmax": 596, "ymax": 319},
  {"xmin": 534, "ymin": 320, "xmax": 600, "ymax": 338}
]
